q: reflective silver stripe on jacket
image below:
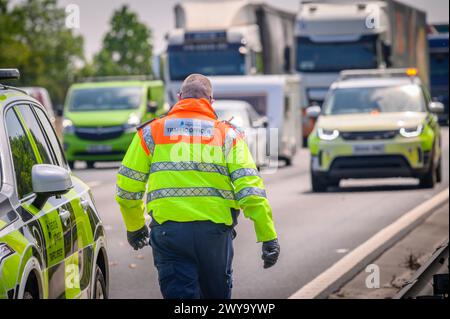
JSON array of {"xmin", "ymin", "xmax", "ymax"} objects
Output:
[
  {"xmin": 147, "ymin": 187, "xmax": 235, "ymax": 203},
  {"xmin": 230, "ymin": 168, "xmax": 260, "ymax": 182},
  {"xmin": 223, "ymin": 129, "xmax": 238, "ymax": 159},
  {"xmin": 118, "ymin": 165, "xmax": 149, "ymax": 182},
  {"xmin": 142, "ymin": 125, "xmax": 155, "ymax": 154},
  {"xmin": 150, "ymin": 161, "xmax": 229, "ymax": 176},
  {"xmin": 235, "ymin": 187, "xmax": 266, "ymax": 201},
  {"xmin": 116, "ymin": 186, "xmax": 145, "ymax": 200}
]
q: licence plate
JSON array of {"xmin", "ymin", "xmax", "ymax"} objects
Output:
[
  {"xmin": 86, "ymin": 145, "xmax": 112, "ymax": 153},
  {"xmin": 352, "ymin": 143, "xmax": 385, "ymax": 155}
]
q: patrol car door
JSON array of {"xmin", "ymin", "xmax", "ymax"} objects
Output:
[
  {"xmin": 6, "ymin": 104, "xmax": 73, "ymax": 298},
  {"xmin": 32, "ymin": 104, "xmax": 97, "ymax": 298}
]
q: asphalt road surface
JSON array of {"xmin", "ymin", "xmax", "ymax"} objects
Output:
[{"xmin": 73, "ymin": 128, "xmax": 449, "ymax": 299}]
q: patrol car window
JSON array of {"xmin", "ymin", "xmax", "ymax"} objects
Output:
[
  {"xmin": 16, "ymin": 105, "xmax": 53, "ymax": 165},
  {"xmin": 69, "ymin": 87, "xmax": 142, "ymax": 111},
  {"xmin": 323, "ymin": 85, "xmax": 426, "ymax": 115},
  {"xmin": 5, "ymin": 108, "xmax": 38, "ymax": 199},
  {"xmin": 33, "ymin": 106, "xmax": 68, "ymax": 168}
]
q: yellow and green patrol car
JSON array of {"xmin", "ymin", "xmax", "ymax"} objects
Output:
[
  {"xmin": 308, "ymin": 69, "xmax": 444, "ymax": 192},
  {"xmin": 0, "ymin": 69, "xmax": 109, "ymax": 299},
  {"xmin": 63, "ymin": 78, "xmax": 165, "ymax": 169}
]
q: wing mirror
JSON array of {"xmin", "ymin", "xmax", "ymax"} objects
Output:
[
  {"xmin": 429, "ymin": 101, "xmax": 445, "ymax": 114},
  {"xmin": 306, "ymin": 105, "xmax": 322, "ymax": 119},
  {"xmin": 147, "ymin": 101, "xmax": 158, "ymax": 114},
  {"xmin": 253, "ymin": 116, "xmax": 269, "ymax": 128},
  {"xmin": 32, "ymin": 164, "xmax": 73, "ymax": 210}
]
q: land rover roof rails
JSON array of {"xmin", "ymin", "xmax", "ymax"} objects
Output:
[
  {"xmin": 0, "ymin": 69, "xmax": 20, "ymax": 81},
  {"xmin": 79, "ymin": 75, "xmax": 155, "ymax": 83},
  {"xmin": 339, "ymin": 68, "xmax": 419, "ymax": 81}
]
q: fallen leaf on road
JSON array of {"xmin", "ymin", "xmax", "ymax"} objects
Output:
[
  {"xmin": 136, "ymin": 254, "xmax": 144, "ymax": 260},
  {"xmin": 109, "ymin": 261, "xmax": 118, "ymax": 267},
  {"xmin": 129, "ymin": 263, "xmax": 137, "ymax": 269}
]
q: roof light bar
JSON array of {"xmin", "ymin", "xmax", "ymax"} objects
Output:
[{"xmin": 339, "ymin": 68, "xmax": 419, "ymax": 81}]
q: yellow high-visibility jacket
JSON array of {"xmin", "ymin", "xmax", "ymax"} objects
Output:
[{"xmin": 115, "ymin": 98, "xmax": 277, "ymax": 242}]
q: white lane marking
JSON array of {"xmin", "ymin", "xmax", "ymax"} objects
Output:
[{"xmin": 289, "ymin": 188, "xmax": 449, "ymax": 299}]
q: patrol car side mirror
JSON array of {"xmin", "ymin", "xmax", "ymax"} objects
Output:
[
  {"xmin": 147, "ymin": 101, "xmax": 158, "ymax": 114},
  {"xmin": 429, "ymin": 101, "xmax": 444, "ymax": 114},
  {"xmin": 306, "ymin": 105, "xmax": 321, "ymax": 119},
  {"xmin": 32, "ymin": 164, "xmax": 73, "ymax": 210}
]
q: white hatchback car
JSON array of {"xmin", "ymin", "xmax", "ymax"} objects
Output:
[{"xmin": 214, "ymin": 100, "xmax": 269, "ymax": 168}]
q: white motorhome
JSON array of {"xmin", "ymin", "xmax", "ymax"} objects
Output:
[
  {"xmin": 210, "ymin": 75, "xmax": 306, "ymax": 165},
  {"xmin": 295, "ymin": 0, "xmax": 429, "ymax": 106},
  {"xmin": 165, "ymin": 0, "xmax": 296, "ymax": 104}
]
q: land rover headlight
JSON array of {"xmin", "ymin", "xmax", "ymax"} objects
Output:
[
  {"xmin": 124, "ymin": 114, "xmax": 141, "ymax": 132},
  {"xmin": 399, "ymin": 124, "xmax": 423, "ymax": 138},
  {"xmin": 62, "ymin": 118, "xmax": 75, "ymax": 134},
  {"xmin": 318, "ymin": 128, "xmax": 340, "ymax": 141}
]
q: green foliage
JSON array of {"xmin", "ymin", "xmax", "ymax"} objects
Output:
[
  {"xmin": 0, "ymin": 1, "xmax": 154, "ymax": 106},
  {"xmin": 93, "ymin": 5, "xmax": 153, "ymax": 77},
  {"xmin": 0, "ymin": 0, "xmax": 84, "ymax": 105},
  {"xmin": 9, "ymin": 134, "xmax": 37, "ymax": 198},
  {"xmin": 0, "ymin": 0, "xmax": 30, "ymax": 70}
]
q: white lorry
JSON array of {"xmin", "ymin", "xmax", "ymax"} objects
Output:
[
  {"xmin": 210, "ymin": 75, "xmax": 307, "ymax": 166},
  {"xmin": 165, "ymin": 0, "xmax": 296, "ymax": 104},
  {"xmin": 295, "ymin": 0, "xmax": 429, "ymax": 107}
]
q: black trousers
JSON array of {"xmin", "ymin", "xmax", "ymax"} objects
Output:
[{"xmin": 150, "ymin": 221, "xmax": 234, "ymax": 299}]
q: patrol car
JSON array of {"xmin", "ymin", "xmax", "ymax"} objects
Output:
[
  {"xmin": 307, "ymin": 68, "xmax": 444, "ymax": 192},
  {"xmin": 0, "ymin": 69, "xmax": 109, "ymax": 299}
]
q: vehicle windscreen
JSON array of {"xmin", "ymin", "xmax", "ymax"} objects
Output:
[
  {"xmin": 69, "ymin": 86, "xmax": 142, "ymax": 111},
  {"xmin": 168, "ymin": 44, "xmax": 245, "ymax": 81},
  {"xmin": 296, "ymin": 35, "xmax": 378, "ymax": 72},
  {"xmin": 323, "ymin": 85, "xmax": 426, "ymax": 115},
  {"xmin": 215, "ymin": 108, "xmax": 250, "ymax": 129},
  {"xmin": 430, "ymin": 51, "xmax": 449, "ymax": 86}
]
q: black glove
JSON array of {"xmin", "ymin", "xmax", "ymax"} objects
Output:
[
  {"xmin": 127, "ymin": 225, "xmax": 149, "ymax": 250},
  {"xmin": 262, "ymin": 239, "xmax": 280, "ymax": 269}
]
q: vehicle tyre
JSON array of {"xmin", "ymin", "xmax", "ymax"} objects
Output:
[
  {"xmin": 419, "ymin": 159, "xmax": 436, "ymax": 189},
  {"xmin": 68, "ymin": 161, "xmax": 75, "ymax": 169},
  {"xmin": 93, "ymin": 265, "xmax": 108, "ymax": 299},
  {"xmin": 436, "ymin": 158, "xmax": 442, "ymax": 184},
  {"xmin": 302, "ymin": 136, "xmax": 309, "ymax": 148},
  {"xmin": 86, "ymin": 161, "xmax": 95, "ymax": 169},
  {"xmin": 23, "ymin": 277, "xmax": 39, "ymax": 299},
  {"xmin": 328, "ymin": 179, "xmax": 340, "ymax": 189},
  {"xmin": 311, "ymin": 173, "xmax": 328, "ymax": 193},
  {"xmin": 284, "ymin": 157, "xmax": 293, "ymax": 167}
]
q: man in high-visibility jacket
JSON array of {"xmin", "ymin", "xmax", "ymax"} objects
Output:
[{"xmin": 115, "ymin": 74, "xmax": 280, "ymax": 299}]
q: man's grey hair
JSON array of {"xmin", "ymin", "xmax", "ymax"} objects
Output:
[{"xmin": 180, "ymin": 74, "xmax": 213, "ymax": 100}]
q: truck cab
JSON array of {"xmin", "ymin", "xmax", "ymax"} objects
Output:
[
  {"xmin": 296, "ymin": 0, "xmax": 429, "ymax": 141},
  {"xmin": 165, "ymin": 0, "xmax": 296, "ymax": 105},
  {"xmin": 428, "ymin": 33, "xmax": 449, "ymax": 124}
]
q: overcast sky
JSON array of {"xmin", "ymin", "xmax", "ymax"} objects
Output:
[{"xmin": 11, "ymin": 0, "xmax": 450, "ymax": 59}]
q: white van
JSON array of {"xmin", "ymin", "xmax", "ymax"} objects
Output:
[{"xmin": 210, "ymin": 75, "xmax": 306, "ymax": 165}]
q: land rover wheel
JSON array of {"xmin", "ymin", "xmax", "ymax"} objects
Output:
[
  {"xmin": 419, "ymin": 160, "xmax": 436, "ymax": 189},
  {"xmin": 311, "ymin": 172, "xmax": 328, "ymax": 193}
]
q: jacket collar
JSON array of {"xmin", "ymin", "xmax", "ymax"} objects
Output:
[{"xmin": 168, "ymin": 98, "xmax": 217, "ymax": 119}]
